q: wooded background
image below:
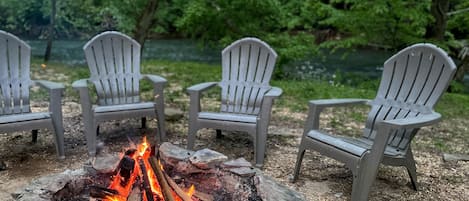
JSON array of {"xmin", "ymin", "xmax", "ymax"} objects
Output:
[{"xmin": 0, "ymin": 0, "xmax": 468, "ymax": 82}]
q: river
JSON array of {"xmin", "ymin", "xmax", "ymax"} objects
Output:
[{"xmin": 26, "ymin": 40, "xmax": 468, "ymax": 91}]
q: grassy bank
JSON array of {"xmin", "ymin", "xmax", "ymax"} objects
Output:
[{"xmin": 35, "ymin": 59, "xmax": 469, "ymax": 119}]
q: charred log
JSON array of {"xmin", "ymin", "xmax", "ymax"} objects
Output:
[
  {"xmin": 138, "ymin": 157, "xmax": 155, "ymax": 201},
  {"xmin": 89, "ymin": 185, "xmax": 119, "ymax": 198}
]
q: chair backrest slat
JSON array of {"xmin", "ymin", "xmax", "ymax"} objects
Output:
[
  {"xmin": 364, "ymin": 44, "xmax": 456, "ymax": 151},
  {"xmin": 110, "ymin": 36, "xmax": 126, "ymax": 104},
  {"xmin": 220, "ymin": 38, "xmax": 277, "ymax": 115},
  {"xmin": 233, "ymin": 44, "xmax": 250, "ymax": 113},
  {"xmin": 20, "ymin": 44, "xmax": 30, "ymax": 111},
  {"xmin": 240, "ymin": 43, "xmax": 261, "ymax": 113},
  {"xmin": 0, "ymin": 30, "xmax": 31, "ymax": 115},
  {"xmin": 102, "ymin": 37, "xmax": 119, "ymax": 105},
  {"xmin": 84, "ymin": 31, "xmax": 141, "ymax": 106}
]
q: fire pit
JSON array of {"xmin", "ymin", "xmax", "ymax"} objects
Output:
[{"xmin": 13, "ymin": 138, "xmax": 305, "ymax": 201}]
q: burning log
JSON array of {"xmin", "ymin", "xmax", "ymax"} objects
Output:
[
  {"xmin": 138, "ymin": 157, "xmax": 155, "ymax": 201},
  {"xmin": 89, "ymin": 186, "xmax": 119, "ymax": 198},
  {"xmin": 162, "ymin": 171, "xmax": 213, "ymax": 201},
  {"xmin": 117, "ymin": 151, "xmax": 136, "ymax": 187},
  {"xmin": 162, "ymin": 172, "xmax": 193, "ymax": 201},
  {"xmin": 149, "ymin": 156, "xmax": 175, "ymax": 201}
]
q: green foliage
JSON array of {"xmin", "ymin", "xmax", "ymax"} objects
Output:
[
  {"xmin": 176, "ymin": 0, "xmax": 283, "ymax": 43},
  {"xmin": 176, "ymin": 0, "xmax": 319, "ymax": 65},
  {"xmin": 0, "ymin": 0, "xmax": 48, "ymax": 35},
  {"xmin": 106, "ymin": 0, "xmax": 149, "ymax": 34},
  {"xmin": 310, "ymin": 0, "xmax": 433, "ymax": 50},
  {"xmin": 447, "ymin": 0, "xmax": 469, "ymax": 39},
  {"xmin": 0, "ymin": 0, "xmax": 105, "ymax": 39}
]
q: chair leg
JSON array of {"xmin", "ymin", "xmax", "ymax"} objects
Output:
[
  {"xmin": 351, "ymin": 171, "xmax": 372, "ymax": 201},
  {"xmin": 216, "ymin": 129, "xmax": 222, "ymax": 138},
  {"xmin": 141, "ymin": 117, "xmax": 147, "ymax": 129},
  {"xmin": 254, "ymin": 124, "xmax": 268, "ymax": 168},
  {"xmin": 155, "ymin": 98, "xmax": 166, "ymax": 143},
  {"xmin": 51, "ymin": 118, "xmax": 65, "ymax": 159},
  {"xmin": 32, "ymin": 130, "xmax": 38, "ymax": 143},
  {"xmin": 405, "ymin": 149, "xmax": 419, "ymax": 190},
  {"xmin": 86, "ymin": 124, "xmax": 98, "ymax": 156},
  {"xmin": 291, "ymin": 145, "xmax": 306, "ymax": 182},
  {"xmin": 187, "ymin": 125, "xmax": 198, "ymax": 150},
  {"xmin": 351, "ymin": 161, "xmax": 380, "ymax": 201},
  {"xmin": 83, "ymin": 113, "xmax": 97, "ymax": 156}
]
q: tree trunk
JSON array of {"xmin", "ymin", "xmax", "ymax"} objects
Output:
[
  {"xmin": 132, "ymin": 0, "xmax": 159, "ymax": 49},
  {"xmin": 426, "ymin": 0, "xmax": 449, "ymax": 40},
  {"xmin": 44, "ymin": 0, "xmax": 56, "ymax": 63}
]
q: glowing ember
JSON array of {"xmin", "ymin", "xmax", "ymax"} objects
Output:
[{"xmin": 103, "ymin": 137, "xmax": 194, "ymax": 201}]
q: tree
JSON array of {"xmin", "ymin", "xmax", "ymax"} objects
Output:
[
  {"xmin": 107, "ymin": 0, "xmax": 165, "ymax": 48},
  {"xmin": 44, "ymin": 0, "xmax": 56, "ymax": 62},
  {"xmin": 426, "ymin": 0, "xmax": 449, "ymax": 40},
  {"xmin": 133, "ymin": 0, "xmax": 159, "ymax": 47}
]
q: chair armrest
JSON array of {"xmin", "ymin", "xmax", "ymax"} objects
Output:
[
  {"xmin": 365, "ymin": 112, "xmax": 442, "ymax": 168},
  {"xmin": 72, "ymin": 79, "xmax": 93, "ymax": 115},
  {"xmin": 187, "ymin": 82, "xmax": 218, "ymax": 120},
  {"xmin": 187, "ymin": 82, "xmax": 218, "ymax": 94},
  {"xmin": 258, "ymin": 87, "xmax": 282, "ymax": 120},
  {"xmin": 33, "ymin": 80, "xmax": 65, "ymax": 91},
  {"xmin": 304, "ymin": 98, "xmax": 370, "ymax": 131},
  {"xmin": 32, "ymin": 80, "xmax": 64, "ymax": 123},
  {"xmin": 72, "ymin": 79, "xmax": 89, "ymax": 89},
  {"xmin": 309, "ymin": 98, "xmax": 370, "ymax": 109},
  {"xmin": 379, "ymin": 112, "xmax": 441, "ymax": 130},
  {"xmin": 142, "ymin": 74, "xmax": 167, "ymax": 101},
  {"xmin": 142, "ymin": 74, "xmax": 167, "ymax": 85},
  {"xmin": 265, "ymin": 87, "xmax": 282, "ymax": 98}
]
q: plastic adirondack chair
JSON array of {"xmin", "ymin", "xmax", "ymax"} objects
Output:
[
  {"xmin": 0, "ymin": 30, "xmax": 65, "ymax": 159},
  {"xmin": 72, "ymin": 31, "xmax": 166, "ymax": 156},
  {"xmin": 186, "ymin": 37, "xmax": 282, "ymax": 167},
  {"xmin": 292, "ymin": 43, "xmax": 456, "ymax": 200}
]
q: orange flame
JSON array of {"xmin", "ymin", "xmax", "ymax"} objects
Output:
[
  {"xmin": 138, "ymin": 136, "xmax": 149, "ymax": 157},
  {"xmin": 186, "ymin": 185, "xmax": 195, "ymax": 197},
  {"xmin": 104, "ymin": 136, "xmax": 193, "ymax": 201}
]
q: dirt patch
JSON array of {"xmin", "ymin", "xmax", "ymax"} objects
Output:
[{"xmin": 0, "ymin": 101, "xmax": 468, "ymax": 201}]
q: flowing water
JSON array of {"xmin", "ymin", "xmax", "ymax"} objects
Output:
[
  {"xmin": 27, "ymin": 39, "xmax": 468, "ymax": 91},
  {"xmin": 26, "ymin": 39, "xmax": 221, "ymax": 65}
]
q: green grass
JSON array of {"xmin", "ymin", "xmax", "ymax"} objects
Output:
[{"xmin": 32, "ymin": 59, "xmax": 469, "ymax": 120}]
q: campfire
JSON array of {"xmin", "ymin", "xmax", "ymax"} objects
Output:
[
  {"xmin": 14, "ymin": 137, "xmax": 305, "ymax": 201},
  {"xmin": 90, "ymin": 137, "xmax": 203, "ymax": 201}
]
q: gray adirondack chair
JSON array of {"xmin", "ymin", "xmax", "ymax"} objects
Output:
[
  {"xmin": 0, "ymin": 30, "xmax": 65, "ymax": 158},
  {"xmin": 72, "ymin": 31, "xmax": 166, "ymax": 156},
  {"xmin": 292, "ymin": 43, "xmax": 456, "ymax": 200},
  {"xmin": 186, "ymin": 37, "xmax": 282, "ymax": 167}
]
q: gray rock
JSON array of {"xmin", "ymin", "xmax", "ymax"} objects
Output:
[
  {"xmin": 229, "ymin": 167, "xmax": 256, "ymax": 177},
  {"xmin": 165, "ymin": 107, "xmax": 184, "ymax": 121},
  {"xmin": 443, "ymin": 153, "xmax": 469, "ymax": 162},
  {"xmin": 14, "ymin": 169, "xmax": 87, "ymax": 201},
  {"xmin": 159, "ymin": 142, "xmax": 194, "ymax": 165},
  {"xmin": 92, "ymin": 154, "xmax": 120, "ymax": 174},
  {"xmin": 222, "ymin": 158, "xmax": 252, "ymax": 168},
  {"xmin": 255, "ymin": 170, "xmax": 306, "ymax": 201},
  {"xmin": 189, "ymin": 148, "xmax": 228, "ymax": 169}
]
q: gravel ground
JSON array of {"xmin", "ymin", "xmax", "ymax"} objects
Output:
[{"xmin": 0, "ymin": 100, "xmax": 468, "ymax": 201}]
